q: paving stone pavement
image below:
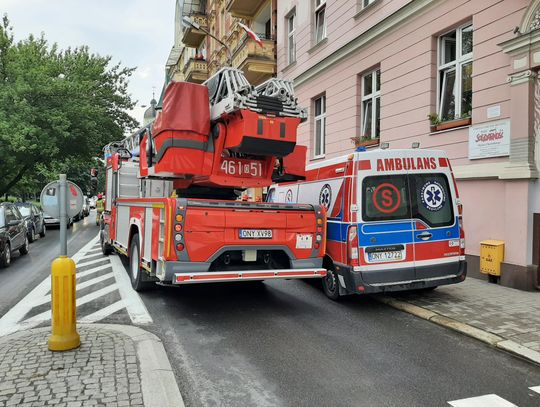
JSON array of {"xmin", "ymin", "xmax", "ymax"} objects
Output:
[
  {"xmin": 0, "ymin": 326, "xmax": 143, "ymax": 407},
  {"xmin": 390, "ymin": 278, "xmax": 540, "ymax": 352}
]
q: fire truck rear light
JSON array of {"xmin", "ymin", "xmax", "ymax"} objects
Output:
[
  {"xmin": 176, "ymin": 243, "xmax": 184, "ymax": 251},
  {"xmin": 314, "ymin": 242, "xmax": 320, "ymax": 250},
  {"xmin": 317, "ymin": 218, "xmax": 323, "ymax": 225},
  {"xmin": 176, "ymin": 214, "xmax": 184, "ymax": 222},
  {"xmin": 316, "ymin": 234, "xmax": 322, "ymax": 242},
  {"xmin": 317, "ymin": 226, "xmax": 323, "ymax": 233},
  {"xmin": 175, "ymin": 224, "xmax": 182, "ymax": 232},
  {"xmin": 175, "ymin": 234, "xmax": 183, "ymax": 242}
]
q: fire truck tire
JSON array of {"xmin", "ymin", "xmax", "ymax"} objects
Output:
[
  {"xmin": 129, "ymin": 235, "xmax": 150, "ymax": 292},
  {"xmin": 322, "ymin": 267, "xmax": 341, "ymax": 301},
  {"xmin": 100, "ymin": 230, "xmax": 113, "ymax": 256}
]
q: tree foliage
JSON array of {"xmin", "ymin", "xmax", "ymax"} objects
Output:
[{"xmin": 0, "ymin": 15, "xmax": 138, "ymax": 197}]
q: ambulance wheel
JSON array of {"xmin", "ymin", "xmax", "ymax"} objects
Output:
[
  {"xmin": 322, "ymin": 268, "xmax": 340, "ymax": 301},
  {"xmin": 129, "ymin": 235, "xmax": 149, "ymax": 292}
]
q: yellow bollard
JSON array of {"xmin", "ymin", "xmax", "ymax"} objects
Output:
[{"xmin": 48, "ymin": 256, "xmax": 80, "ymax": 351}]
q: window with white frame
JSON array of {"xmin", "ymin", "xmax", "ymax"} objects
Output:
[
  {"xmin": 314, "ymin": 95, "xmax": 326, "ymax": 157},
  {"xmin": 315, "ymin": 0, "xmax": 326, "ymax": 43},
  {"xmin": 287, "ymin": 10, "xmax": 296, "ymax": 64},
  {"xmin": 362, "ymin": 69, "xmax": 380, "ymax": 140},
  {"xmin": 438, "ymin": 24, "xmax": 473, "ymax": 122}
]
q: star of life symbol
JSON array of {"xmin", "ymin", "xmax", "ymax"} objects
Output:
[
  {"xmin": 319, "ymin": 184, "xmax": 332, "ymax": 209},
  {"xmin": 421, "ymin": 181, "xmax": 445, "ymax": 211}
]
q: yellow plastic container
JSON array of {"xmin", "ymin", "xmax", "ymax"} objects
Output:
[{"xmin": 480, "ymin": 240, "xmax": 505, "ymax": 276}]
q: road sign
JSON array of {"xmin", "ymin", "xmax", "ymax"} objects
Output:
[{"xmin": 41, "ymin": 180, "xmax": 84, "ymax": 219}]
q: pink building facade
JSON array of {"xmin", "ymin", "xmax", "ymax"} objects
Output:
[{"xmin": 277, "ymin": 0, "xmax": 540, "ymax": 290}]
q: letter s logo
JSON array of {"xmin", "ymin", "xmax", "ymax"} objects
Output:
[{"xmin": 382, "ymin": 189, "xmax": 393, "ymax": 207}]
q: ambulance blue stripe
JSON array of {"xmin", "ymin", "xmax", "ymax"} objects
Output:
[{"xmin": 362, "ymin": 221, "xmax": 413, "ymax": 233}]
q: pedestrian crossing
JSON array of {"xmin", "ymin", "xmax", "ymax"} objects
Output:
[
  {"xmin": 0, "ymin": 234, "xmax": 152, "ymax": 337},
  {"xmin": 448, "ymin": 386, "xmax": 540, "ymax": 406}
]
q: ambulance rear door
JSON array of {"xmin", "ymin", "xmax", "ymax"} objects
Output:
[
  {"xmin": 407, "ymin": 151, "xmax": 461, "ymax": 280},
  {"xmin": 357, "ymin": 153, "xmax": 416, "ymax": 285}
]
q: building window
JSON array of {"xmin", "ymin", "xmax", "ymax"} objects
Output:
[
  {"xmin": 287, "ymin": 10, "xmax": 296, "ymax": 64},
  {"xmin": 362, "ymin": 69, "xmax": 380, "ymax": 140},
  {"xmin": 438, "ymin": 24, "xmax": 473, "ymax": 121},
  {"xmin": 314, "ymin": 95, "xmax": 326, "ymax": 157},
  {"xmin": 363, "ymin": 0, "xmax": 377, "ymax": 7},
  {"xmin": 315, "ymin": 0, "xmax": 326, "ymax": 43}
]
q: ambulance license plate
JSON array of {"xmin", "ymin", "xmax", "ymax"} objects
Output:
[
  {"xmin": 368, "ymin": 251, "xmax": 403, "ymax": 262},
  {"xmin": 239, "ymin": 229, "xmax": 273, "ymax": 239}
]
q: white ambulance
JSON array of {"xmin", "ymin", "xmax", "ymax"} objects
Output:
[{"xmin": 268, "ymin": 148, "xmax": 466, "ymax": 300}]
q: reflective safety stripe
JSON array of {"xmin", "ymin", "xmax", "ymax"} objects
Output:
[{"xmin": 174, "ymin": 269, "xmax": 326, "ymax": 284}]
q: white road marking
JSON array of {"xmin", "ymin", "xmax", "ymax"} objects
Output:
[
  {"xmin": 76, "ymin": 263, "xmax": 113, "ymax": 280},
  {"xmin": 530, "ymin": 386, "xmax": 540, "ymax": 394},
  {"xmin": 110, "ymin": 255, "xmax": 153, "ymax": 325},
  {"xmin": 0, "ymin": 231, "xmax": 153, "ymax": 336},
  {"xmin": 448, "ymin": 394, "xmax": 518, "ymax": 407},
  {"xmin": 76, "ymin": 256, "xmax": 109, "ymax": 268},
  {"xmin": 76, "ymin": 272, "xmax": 115, "ymax": 291},
  {"xmin": 78, "ymin": 300, "xmax": 126, "ymax": 323}
]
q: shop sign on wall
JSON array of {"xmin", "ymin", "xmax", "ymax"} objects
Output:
[{"xmin": 469, "ymin": 120, "xmax": 510, "ymax": 160}]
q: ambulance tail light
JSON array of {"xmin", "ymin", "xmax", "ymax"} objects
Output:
[
  {"xmin": 457, "ymin": 200, "xmax": 465, "ymax": 255},
  {"xmin": 347, "ymin": 226, "xmax": 359, "ymax": 267}
]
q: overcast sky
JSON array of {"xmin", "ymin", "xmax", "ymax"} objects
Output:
[{"xmin": 1, "ymin": 0, "xmax": 175, "ymax": 127}]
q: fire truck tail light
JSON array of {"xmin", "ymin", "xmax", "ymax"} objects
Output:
[
  {"xmin": 316, "ymin": 234, "xmax": 322, "ymax": 242},
  {"xmin": 176, "ymin": 243, "xmax": 185, "ymax": 251},
  {"xmin": 176, "ymin": 214, "xmax": 184, "ymax": 222},
  {"xmin": 175, "ymin": 234, "xmax": 183, "ymax": 242},
  {"xmin": 175, "ymin": 224, "xmax": 183, "ymax": 232},
  {"xmin": 317, "ymin": 218, "xmax": 323, "ymax": 225},
  {"xmin": 317, "ymin": 226, "xmax": 323, "ymax": 233},
  {"xmin": 314, "ymin": 242, "xmax": 320, "ymax": 250}
]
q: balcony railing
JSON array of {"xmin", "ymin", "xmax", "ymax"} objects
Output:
[
  {"xmin": 182, "ymin": 13, "xmax": 208, "ymax": 48},
  {"xmin": 232, "ymin": 33, "xmax": 275, "ymax": 84},
  {"xmin": 226, "ymin": 0, "xmax": 267, "ymax": 18},
  {"xmin": 183, "ymin": 58, "xmax": 209, "ymax": 83}
]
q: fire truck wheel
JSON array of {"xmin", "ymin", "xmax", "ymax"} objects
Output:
[
  {"xmin": 100, "ymin": 230, "xmax": 113, "ymax": 256},
  {"xmin": 129, "ymin": 235, "xmax": 148, "ymax": 292},
  {"xmin": 322, "ymin": 268, "xmax": 341, "ymax": 301}
]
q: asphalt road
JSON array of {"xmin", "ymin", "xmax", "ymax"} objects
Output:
[
  {"xmin": 0, "ymin": 212, "xmax": 98, "ymax": 318},
  {"xmin": 140, "ymin": 281, "xmax": 540, "ymax": 407},
  {"xmin": 2, "ymin": 220, "xmax": 539, "ymax": 407}
]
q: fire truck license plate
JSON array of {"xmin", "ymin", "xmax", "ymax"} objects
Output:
[
  {"xmin": 239, "ymin": 229, "xmax": 273, "ymax": 239},
  {"xmin": 296, "ymin": 234, "xmax": 312, "ymax": 249},
  {"xmin": 368, "ymin": 251, "xmax": 403, "ymax": 262}
]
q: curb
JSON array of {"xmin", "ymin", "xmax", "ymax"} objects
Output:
[
  {"xmin": 91, "ymin": 324, "xmax": 185, "ymax": 407},
  {"xmin": 377, "ymin": 296, "xmax": 540, "ymax": 366}
]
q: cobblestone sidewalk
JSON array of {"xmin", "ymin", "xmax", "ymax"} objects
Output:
[
  {"xmin": 382, "ymin": 278, "xmax": 540, "ymax": 361},
  {"xmin": 0, "ymin": 324, "xmax": 183, "ymax": 407}
]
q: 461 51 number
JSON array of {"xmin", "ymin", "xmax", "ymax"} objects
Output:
[{"xmin": 220, "ymin": 159, "xmax": 263, "ymax": 177}]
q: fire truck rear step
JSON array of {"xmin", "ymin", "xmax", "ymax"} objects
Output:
[{"xmin": 173, "ymin": 269, "xmax": 326, "ymax": 284}]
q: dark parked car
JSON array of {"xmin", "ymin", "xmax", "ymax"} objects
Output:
[
  {"xmin": 14, "ymin": 203, "xmax": 46, "ymax": 242},
  {"xmin": 0, "ymin": 203, "xmax": 29, "ymax": 268}
]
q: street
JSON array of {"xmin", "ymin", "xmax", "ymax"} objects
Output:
[{"xmin": 1, "ymin": 223, "xmax": 539, "ymax": 407}]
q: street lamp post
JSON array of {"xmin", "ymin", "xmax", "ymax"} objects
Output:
[{"xmin": 182, "ymin": 16, "xmax": 233, "ymax": 66}]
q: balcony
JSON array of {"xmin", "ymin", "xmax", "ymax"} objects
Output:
[
  {"xmin": 226, "ymin": 0, "xmax": 267, "ymax": 18},
  {"xmin": 232, "ymin": 33, "xmax": 275, "ymax": 85},
  {"xmin": 182, "ymin": 13, "xmax": 208, "ymax": 48},
  {"xmin": 183, "ymin": 58, "xmax": 209, "ymax": 83}
]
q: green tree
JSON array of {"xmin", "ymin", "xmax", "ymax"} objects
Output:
[{"xmin": 0, "ymin": 15, "xmax": 137, "ymax": 197}]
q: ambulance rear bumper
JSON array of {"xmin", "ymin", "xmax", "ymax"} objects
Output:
[{"xmin": 341, "ymin": 260, "xmax": 467, "ymax": 294}]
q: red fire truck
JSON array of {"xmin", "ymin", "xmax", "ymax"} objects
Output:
[{"xmin": 100, "ymin": 69, "xmax": 327, "ymax": 290}]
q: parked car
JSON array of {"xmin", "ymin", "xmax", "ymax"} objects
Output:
[
  {"xmin": 43, "ymin": 213, "xmax": 74, "ymax": 228},
  {"xmin": 14, "ymin": 202, "xmax": 46, "ymax": 242},
  {"xmin": 89, "ymin": 196, "xmax": 96, "ymax": 209},
  {"xmin": 0, "ymin": 203, "xmax": 29, "ymax": 268}
]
